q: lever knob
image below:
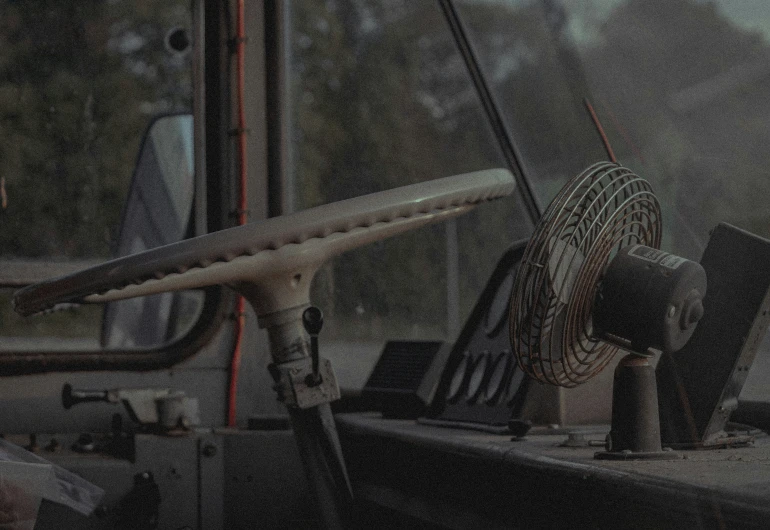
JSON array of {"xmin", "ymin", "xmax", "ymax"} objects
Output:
[{"xmin": 302, "ymin": 306, "xmax": 324, "ymax": 336}]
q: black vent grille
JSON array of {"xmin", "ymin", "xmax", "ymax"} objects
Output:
[{"xmin": 365, "ymin": 341, "xmax": 442, "ymax": 392}]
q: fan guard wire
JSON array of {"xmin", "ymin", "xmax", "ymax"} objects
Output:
[{"xmin": 509, "ymin": 162, "xmax": 662, "ymax": 387}]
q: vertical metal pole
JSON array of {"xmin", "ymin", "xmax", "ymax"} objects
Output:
[
  {"xmin": 193, "ymin": 0, "xmax": 207, "ymax": 237},
  {"xmin": 265, "ymin": 0, "xmax": 291, "ymax": 217},
  {"xmin": 203, "ymin": 0, "xmax": 232, "ymax": 233},
  {"xmin": 288, "ymin": 404, "xmax": 351, "ymax": 528},
  {"xmin": 438, "ymin": 0, "xmax": 542, "ymax": 221},
  {"xmin": 446, "ymin": 219, "xmax": 460, "ymax": 336}
]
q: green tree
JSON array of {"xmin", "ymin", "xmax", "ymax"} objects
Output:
[
  {"xmin": 0, "ymin": 0, "xmax": 191, "ymax": 259},
  {"xmin": 291, "ymin": 0, "xmax": 532, "ymax": 340}
]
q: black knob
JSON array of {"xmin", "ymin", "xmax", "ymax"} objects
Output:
[
  {"xmin": 680, "ymin": 290, "xmax": 705, "ymax": 331},
  {"xmin": 165, "ymin": 27, "xmax": 191, "ymax": 54},
  {"xmin": 302, "ymin": 306, "xmax": 324, "ymax": 336}
]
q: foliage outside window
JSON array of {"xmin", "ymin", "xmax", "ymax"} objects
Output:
[
  {"xmin": 289, "ymin": 0, "xmax": 534, "ymax": 342},
  {"xmin": 0, "ymin": 0, "xmax": 192, "ymax": 345}
]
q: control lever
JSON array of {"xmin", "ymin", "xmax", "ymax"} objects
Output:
[
  {"xmin": 61, "ymin": 384, "xmax": 200, "ymax": 430},
  {"xmin": 62, "ymin": 384, "xmax": 109, "ymax": 409},
  {"xmin": 302, "ymin": 306, "xmax": 324, "ymax": 387}
]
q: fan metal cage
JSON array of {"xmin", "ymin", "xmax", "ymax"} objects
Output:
[{"xmin": 509, "ymin": 162, "xmax": 662, "ymax": 387}]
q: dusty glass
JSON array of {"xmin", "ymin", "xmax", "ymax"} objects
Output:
[{"xmin": 288, "ymin": 0, "xmax": 534, "ymax": 343}]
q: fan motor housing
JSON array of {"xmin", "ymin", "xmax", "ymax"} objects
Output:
[{"xmin": 593, "ymin": 245, "xmax": 707, "ymax": 354}]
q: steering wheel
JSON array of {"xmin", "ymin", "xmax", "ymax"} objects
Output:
[
  {"xmin": 13, "ymin": 168, "xmax": 515, "ymax": 527},
  {"xmin": 15, "ymin": 169, "xmax": 514, "ymax": 318}
]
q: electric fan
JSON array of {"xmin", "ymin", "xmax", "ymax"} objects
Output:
[{"xmin": 509, "ymin": 161, "xmax": 707, "ymax": 459}]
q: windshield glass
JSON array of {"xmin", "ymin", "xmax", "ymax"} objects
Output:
[
  {"xmin": 457, "ymin": 0, "xmax": 770, "ymax": 261},
  {"xmin": 288, "ymin": 0, "xmax": 535, "ymax": 344}
]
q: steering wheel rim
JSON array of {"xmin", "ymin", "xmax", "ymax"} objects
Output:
[{"xmin": 14, "ymin": 169, "xmax": 515, "ymax": 317}]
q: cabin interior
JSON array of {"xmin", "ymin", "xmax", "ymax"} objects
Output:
[{"xmin": 3, "ymin": 1, "xmax": 770, "ymax": 528}]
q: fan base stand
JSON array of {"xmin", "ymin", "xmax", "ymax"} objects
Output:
[{"xmin": 593, "ymin": 353, "xmax": 681, "ymax": 461}]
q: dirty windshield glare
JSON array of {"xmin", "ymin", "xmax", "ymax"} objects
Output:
[
  {"xmin": 457, "ymin": 0, "xmax": 770, "ymax": 261},
  {"xmin": 288, "ymin": 0, "xmax": 534, "ymax": 342}
]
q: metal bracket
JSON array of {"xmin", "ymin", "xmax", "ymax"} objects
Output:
[
  {"xmin": 272, "ymin": 357, "xmax": 341, "ymax": 409},
  {"xmin": 62, "ymin": 384, "xmax": 200, "ymax": 430}
]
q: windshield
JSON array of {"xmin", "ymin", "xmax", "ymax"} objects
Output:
[
  {"xmin": 288, "ymin": 0, "xmax": 535, "ymax": 344},
  {"xmin": 457, "ymin": 0, "xmax": 770, "ymax": 261}
]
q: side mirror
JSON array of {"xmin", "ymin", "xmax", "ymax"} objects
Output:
[{"xmin": 101, "ymin": 114, "xmax": 202, "ymax": 348}]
